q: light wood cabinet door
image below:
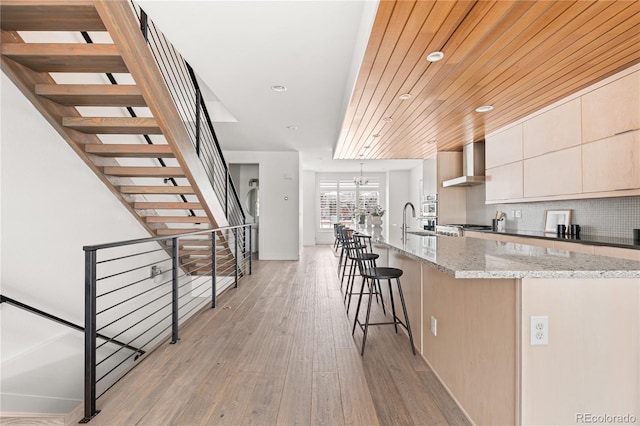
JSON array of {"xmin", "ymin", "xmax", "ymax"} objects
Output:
[
  {"xmin": 582, "ymin": 130, "xmax": 640, "ymax": 193},
  {"xmin": 523, "ymin": 98, "xmax": 582, "ymax": 159},
  {"xmin": 485, "ymin": 124, "xmax": 523, "ymax": 169},
  {"xmin": 523, "ymin": 146, "xmax": 582, "ymax": 198},
  {"xmin": 582, "ymin": 71, "xmax": 640, "ymax": 143},
  {"xmin": 486, "ymin": 161, "xmax": 523, "ymax": 201}
]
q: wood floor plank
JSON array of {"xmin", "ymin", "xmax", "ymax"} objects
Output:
[
  {"xmin": 311, "ymin": 371, "xmax": 345, "ymax": 426},
  {"xmin": 335, "ymin": 348, "xmax": 381, "ymax": 426}
]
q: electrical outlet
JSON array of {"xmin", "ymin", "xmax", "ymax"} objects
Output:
[
  {"xmin": 515, "ymin": 210, "xmax": 522, "ymax": 218},
  {"xmin": 530, "ymin": 315, "xmax": 548, "ymax": 345},
  {"xmin": 431, "ymin": 315, "xmax": 437, "ymax": 336}
]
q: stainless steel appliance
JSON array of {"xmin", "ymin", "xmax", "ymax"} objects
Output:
[
  {"xmin": 421, "ymin": 194, "xmax": 438, "ymax": 231},
  {"xmin": 436, "ymin": 224, "xmax": 492, "ymax": 237},
  {"xmin": 441, "ymin": 141, "xmax": 486, "ymax": 187}
]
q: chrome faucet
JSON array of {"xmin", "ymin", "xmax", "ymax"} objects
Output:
[{"xmin": 402, "ymin": 202, "xmax": 416, "ymax": 240}]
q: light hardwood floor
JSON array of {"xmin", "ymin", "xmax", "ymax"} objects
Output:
[{"xmin": 79, "ymin": 246, "xmax": 470, "ymax": 425}]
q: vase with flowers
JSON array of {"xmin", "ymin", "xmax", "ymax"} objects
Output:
[{"xmin": 369, "ymin": 205, "xmax": 385, "ymax": 227}]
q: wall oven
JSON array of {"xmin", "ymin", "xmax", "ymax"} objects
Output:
[{"xmin": 421, "ymin": 194, "xmax": 438, "ymax": 231}]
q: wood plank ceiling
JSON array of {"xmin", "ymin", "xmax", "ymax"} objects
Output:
[{"xmin": 335, "ymin": 0, "xmax": 640, "ymax": 160}]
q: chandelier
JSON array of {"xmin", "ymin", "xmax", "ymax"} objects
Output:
[{"xmin": 353, "ymin": 163, "xmax": 369, "ymax": 186}]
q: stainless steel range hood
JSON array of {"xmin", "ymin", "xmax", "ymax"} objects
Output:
[{"xmin": 442, "ymin": 141, "xmax": 486, "ymax": 187}]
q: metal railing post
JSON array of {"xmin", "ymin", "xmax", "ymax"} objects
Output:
[
  {"xmin": 171, "ymin": 237, "xmax": 179, "ymax": 344},
  {"xmin": 82, "ymin": 249, "xmax": 99, "ymax": 422},
  {"xmin": 225, "ymin": 169, "xmax": 229, "ymax": 217},
  {"xmin": 140, "ymin": 9, "xmax": 148, "ymax": 42},
  {"xmin": 234, "ymin": 228, "xmax": 238, "ymax": 288},
  {"xmin": 195, "ymin": 88, "xmax": 201, "ymax": 156},
  {"xmin": 211, "ymin": 231, "xmax": 217, "ymax": 308},
  {"xmin": 248, "ymin": 224, "xmax": 252, "ymax": 275}
]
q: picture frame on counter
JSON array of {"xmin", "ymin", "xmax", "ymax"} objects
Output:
[{"xmin": 544, "ymin": 209, "xmax": 572, "ymax": 233}]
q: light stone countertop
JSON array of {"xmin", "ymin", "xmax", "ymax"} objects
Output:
[{"xmin": 364, "ymin": 227, "xmax": 640, "ymax": 279}]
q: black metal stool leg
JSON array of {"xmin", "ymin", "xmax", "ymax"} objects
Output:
[
  {"xmin": 375, "ymin": 278, "xmax": 386, "ymax": 316},
  {"xmin": 395, "ymin": 277, "xmax": 416, "ymax": 355},
  {"xmin": 352, "ymin": 276, "xmax": 368, "ymax": 335},
  {"xmin": 387, "ymin": 279, "xmax": 399, "ymax": 333},
  {"xmin": 360, "ymin": 281, "xmax": 375, "ymax": 356},
  {"xmin": 346, "ymin": 270, "xmax": 359, "ymax": 314}
]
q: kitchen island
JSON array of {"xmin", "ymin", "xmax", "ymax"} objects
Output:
[{"xmin": 366, "ymin": 229, "xmax": 640, "ymax": 425}]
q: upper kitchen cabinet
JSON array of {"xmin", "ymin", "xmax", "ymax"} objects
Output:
[
  {"xmin": 583, "ymin": 131, "xmax": 640, "ymax": 193},
  {"xmin": 582, "ymin": 72, "xmax": 640, "ymax": 143},
  {"xmin": 523, "ymin": 99, "xmax": 582, "ymax": 158},
  {"xmin": 485, "ymin": 124, "xmax": 523, "ymax": 169},
  {"xmin": 485, "ymin": 125, "xmax": 523, "ymax": 202}
]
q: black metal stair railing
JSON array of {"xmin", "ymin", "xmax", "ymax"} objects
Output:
[
  {"xmin": 0, "ymin": 294, "xmax": 145, "ymax": 358},
  {"xmin": 129, "ymin": 2, "xmax": 245, "ymax": 229},
  {"xmin": 81, "ymin": 224, "xmax": 252, "ymax": 422}
]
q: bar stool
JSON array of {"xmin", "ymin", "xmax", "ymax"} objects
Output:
[
  {"xmin": 333, "ymin": 223, "xmax": 343, "ymax": 251},
  {"xmin": 352, "ymin": 265, "xmax": 415, "ymax": 356},
  {"xmin": 338, "ymin": 227, "xmax": 366, "ymax": 289},
  {"xmin": 342, "ymin": 234, "xmax": 384, "ymax": 314}
]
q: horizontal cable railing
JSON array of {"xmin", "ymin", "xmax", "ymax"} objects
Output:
[
  {"xmin": 129, "ymin": 1, "xmax": 245, "ymax": 228},
  {"xmin": 82, "ymin": 224, "xmax": 252, "ymax": 423}
]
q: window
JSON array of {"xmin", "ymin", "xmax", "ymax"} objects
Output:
[{"xmin": 318, "ymin": 177, "xmax": 380, "ymax": 229}]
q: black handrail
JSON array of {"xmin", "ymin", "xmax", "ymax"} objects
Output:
[
  {"xmin": 82, "ymin": 224, "xmax": 252, "ymax": 422},
  {"xmin": 0, "ymin": 294, "xmax": 145, "ymax": 357}
]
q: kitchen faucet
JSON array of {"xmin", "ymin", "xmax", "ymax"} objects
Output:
[{"xmin": 402, "ymin": 202, "xmax": 416, "ymax": 240}]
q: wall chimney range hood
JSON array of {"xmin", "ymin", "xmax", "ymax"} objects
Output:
[{"xmin": 442, "ymin": 141, "xmax": 486, "ymax": 187}]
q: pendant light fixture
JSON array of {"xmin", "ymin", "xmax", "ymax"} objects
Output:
[{"xmin": 353, "ymin": 163, "xmax": 369, "ymax": 186}]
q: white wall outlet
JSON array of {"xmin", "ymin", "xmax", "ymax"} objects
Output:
[
  {"xmin": 431, "ymin": 315, "xmax": 437, "ymax": 336},
  {"xmin": 530, "ymin": 315, "xmax": 549, "ymax": 345},
  {"xmin": 515, "ymin": 210, "xmax": 522, "ymax": 218}
]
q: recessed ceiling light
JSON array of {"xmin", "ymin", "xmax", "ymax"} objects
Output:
[
  {"xmin": 382, "ymin": 117, "xmax": 393, "ymax": 123},
  {"xmin": 426, "ymin": 51, "xmax": 444, "ymax": 62},
  {"xmin": 399, "ymin": 93, "xmax": 412, "ymax": 100},
  {"xmin": 359, "ymin": 154, "xmax": 365, "ymax": 157},
  {"xmin": 427, "ymin": 139, "xmax": 437, "ymax": 144},
  {"xmin": 364, "ymin": 144, "xmax": 371, "ymax": 149},
  {"xmin": 286, "ymin": 125, "xmax": 298, "ymax": 130},
  {"xmin": 271, "ymin": 85, "xmax": 287, "ymax": 92},
  {"xmin": 475, "ymin": 105, "xmax": 494, "ymax": 113},
  {"xmin": 372, "ymin": 134, "xmax": 380, "ymax": 138}
]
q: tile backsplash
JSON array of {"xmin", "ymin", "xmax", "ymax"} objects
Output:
[{"xmin": 495, "ymin": 196, "xmax": 640, "ymax": 239}]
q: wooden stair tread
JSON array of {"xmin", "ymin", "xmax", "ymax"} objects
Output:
[
  {"xmin": 156, "ymin": 229, "xmax": 212, "ymax": 236},
  {"xmin": 119, "ymin": 186, "xmax": 194, "ymax": 194},
  {"xmin": 63, "ymin": 117, "xmax": 161, "ymax": 135},
  {"xmin": 146, "ymin": 216, "xmax": 210, "ymax": 223},
  {"xmin": 134, "ymin": 201, "xmax": 202, "ymax": 210},
  {"xmin": 1, "ymin": 43, "xmax": 127, "ymax": 73},
  {"xmin": 0, "ymin": 3, "xmax": 106, "ymax": 32},
  {"xmin": 36, "ymin": 84, "xmax": 146, "ymax": 107},
  {"xmin": 104, "ymin": 166, "xmax": 183, "ymax": 177},
  {"xmin": 85, "ymin": 144, "xmax": 174, "ymax": 158}
]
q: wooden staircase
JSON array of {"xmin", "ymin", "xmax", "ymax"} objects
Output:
[{"xmin": 0, "ymin": 0, "xmax": 236, "ymax": 276}]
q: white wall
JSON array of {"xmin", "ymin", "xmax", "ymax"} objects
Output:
[
  {"xmin": 223, "ymin": 151, "xmax": 300, "ymax": 260},
  {"xmin": 387, "ymin": 170, "xmax": 411, "ymax": 236},
  {"xmin": 302, "ymin": 170, "xmax": 316, "ymax": 246}
]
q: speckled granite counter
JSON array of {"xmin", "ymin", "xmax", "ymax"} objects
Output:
[{"xmin": 369, "ymin": 229, "xmax": 640, "ymax": 279}]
